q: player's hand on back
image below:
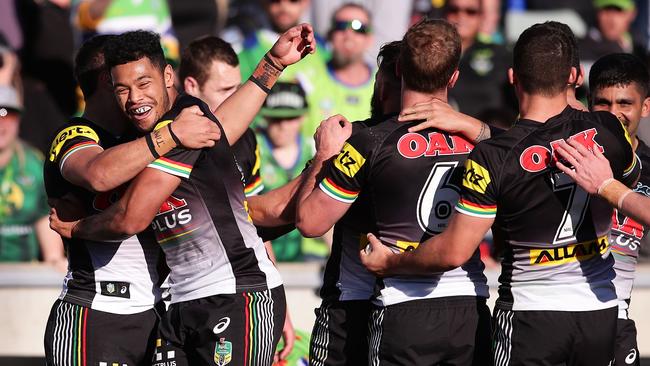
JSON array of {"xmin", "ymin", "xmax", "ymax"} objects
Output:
[
  {"xmin": 171, "ymin": 105, "xmax": 221, "ymax": 149},
  {"xmin": 268, "ymin": 23, "xmax": 316, "ymax": 69},
  {"xmin": 314, "ymin": 114, "xmax": 352, "ymax": 160},
  {"xmin": 360, "ymin": 233, "xmax": 397, "ymax": 277},
  {"xmin": 554, "ymin": 139, "xmax": 614, "ymax": 195},
  {"xmin": 400, "ymin": 98, "xmax": 481, "ymax": 135}
]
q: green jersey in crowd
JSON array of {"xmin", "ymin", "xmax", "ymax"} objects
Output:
[
  {"xmin": 0, "ymin": 142, "xmax": 49, "ymax": 262},
  {"xmin": 295, "ymin": 62, "xmax": 375, "ymax": 137},
  {"xmin": 257, "ymin": 133, "xmax": 327, "ymax": 261}
]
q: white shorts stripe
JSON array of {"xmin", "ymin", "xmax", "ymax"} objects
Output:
[
  {"xmin": 368, "ymin": 307, "xmax": 385, "ymax": 366},
  {"xmin": 493, "ymin": 308, "xmax": 514, "ymax": 366}
]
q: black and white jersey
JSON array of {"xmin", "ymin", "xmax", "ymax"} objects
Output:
[
  {"xmin": 320, "ymin": 116, "xmax": 488, "ymax": 307},
  {"xmin": 457, "ymin": 107, "xmax": 639, "ymax": 311},
  {"xmin": 612, "ymin": 139, "xmax": 650, "ymax": 318},
  {"xmin": 44, "ymin": 118, "xmax": 162, "ymax": 314},
  {"xmin": 146, "ymin": 94, "xmax": 282, "ymax": 304}
]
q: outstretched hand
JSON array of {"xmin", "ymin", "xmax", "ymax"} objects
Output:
[
  {"xmin": 359, "ymin": 233, "xmax": 397, "ymax": 277},
  {"xmin": 554, "ymin": 139, "xmax": 613, "ymax": 195},
  {"xmin": 268, "ymin": 23, "xmax": 316, "ymax": 68}
]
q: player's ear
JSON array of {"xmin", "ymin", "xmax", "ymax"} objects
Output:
[
  {"xmin": 163, "ymin": 64, "xmax": 175, "ymax": 89},
  {"xmin": 641, "ymin": 96, "xmax": 650, "ymax": 118},
  {"xmin": 507, "ymin": 68, "xmax": 515, "ymax": 86},
  {"xmin": 448, "ymin": 69, "xmax": 459, "ymax": 89},
  {"xmin": 184, "ymin": 76, "xmax": 200, "ymax": 96},
  {"xmin": 575, "ymin": 65, "xmax": 585, "ymax": 88},
  {"xmin": 567, "ymin": 67, "xmax": 578, "ymax": 85}
]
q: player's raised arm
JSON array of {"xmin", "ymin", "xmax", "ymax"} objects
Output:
[
  {"xmin": 59, "ymin": 105, "xmax": 220, "ymax": 193},
  {"xmin": 361, "ymin": 211, "xmax": 493, "ymax": 276},
  {"xmin": 214, "ymin": 23, "xmax": 316, "ymax": 144},
  {"xmin": 50, "ymin": 168, "xmax": 181, "ymax": 241},
  {"xmin": 555, "ymin": 139, "xmax": 650, "ymax": 226}
]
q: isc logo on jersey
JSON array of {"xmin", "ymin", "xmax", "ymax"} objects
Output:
[
  {"xmin": 530, "ymin": 236, "xmax": 609, "ymax": 266},
  {"xmin": 334, "ymin": 143, "xmax": 366, "ymax": 178},
  {"xmin": 462, "ymin": 159, "xmax": 491, "ymax": 194},
  {"xmin": 151, "ymin": 195, "xmax": 192, "ymax": 232}
]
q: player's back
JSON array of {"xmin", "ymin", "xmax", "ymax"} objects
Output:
[
  {"xmin": 43, "ymin": 118, "xmax": 162, "ymax": 314},
  {"xmin": 323, "ymin": 116, "xmax": 488, "ymax": 306},
  {"xmin": 459, "ymin": 106, "xmax": 638, "ymax": 311}
]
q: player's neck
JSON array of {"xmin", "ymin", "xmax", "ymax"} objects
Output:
[
  {"xmin": 518, "ymin": 92, "xmax": 568, "ymax": 123},
  {"xmin": 461, "ymin": 36, "xmax": 475, "ymax": 53},
  {"xmin": 632, "ymin": 135, "xmax": 639, "ymax": 151},
  {"xmin": 401, "ymin": 88, "xmax": 447, "ymax": 116}
]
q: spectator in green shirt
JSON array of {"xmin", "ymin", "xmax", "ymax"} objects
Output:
[
  {"xmin": 297, "ymin": 3, "xmax": 376, "ymax": 137},
  {"xmin": 0, "ymin": 85, "xmax": 66, "ymax": 270},
  {"xmin": 256, "ymin": 81, "xmax": 329, "ymax": 261}
]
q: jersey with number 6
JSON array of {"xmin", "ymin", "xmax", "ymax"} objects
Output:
[
  {"xmin": 611, "ymin": 138, "xmax": 650, "ymax": 317},
  {"xmin": 457, "ymin": 107, "xmax": 640, "ymax": 312},
  {"xmin": 320, "ymin": 116, "xmax": 489, "ymax": 307}
]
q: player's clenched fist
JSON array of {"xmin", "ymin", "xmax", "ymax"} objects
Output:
[
  {"xmin": 314, "ymin": 114, "xmax": 352, "ymax": 160},
  {"xmin": 171, "ymin": 105, "xmax": 221, "ymax": 149}
]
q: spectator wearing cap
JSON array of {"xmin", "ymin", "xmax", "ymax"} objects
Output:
[
  {"xmin": 296, "ymin": 3, "xmax": 376, "ymax": 137},
  {"xmin": 580, "ymin": 0, "xmax": 647, "ymax": 65},
  {"xmin": 444, "ymin": 0, "xmax": 517, "ymax": 121},
  {"xmin": 256, "ymin": 81, "xmax": 328, "ymax": 261},
  {"xmin": 0, "ymin": 85, "xmax": 66, "ymax": 270}
]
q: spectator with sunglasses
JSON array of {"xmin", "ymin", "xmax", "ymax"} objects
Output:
[
  {"xmin": 444, "ymin": 0, "xmax": 516, "ymax": 122},
  {"xmin": 237, "ymin": 0, "xmax": 329, "ymax": 82},
  {"xmin": 297, "ymin": 3, "xmax": 375, "ymax": 137}
]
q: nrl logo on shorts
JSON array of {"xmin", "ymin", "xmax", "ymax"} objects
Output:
[
  {"xmin": 106, "ymin": 283, "xmax": 115, "ymax": 294},
  {"xmin": 214, "ymin": 338, "xmax": 232, "ymax": 366}
]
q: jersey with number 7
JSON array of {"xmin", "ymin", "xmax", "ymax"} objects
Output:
[{"xmin": 457, "ymin": 107, "xmax": 640, "ymax": 312}]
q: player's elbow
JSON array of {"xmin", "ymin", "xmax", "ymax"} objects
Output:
[
  {"xmin": 440, "ymin": 251, "xmax": 470, "ymax": 271},
  {"xmin": 85, "ymin": 168, "xmax": 115, "ymax": 193},
  {"xmin": 115, "ymin": 212, "xmax": 150, "ymax": 236},
  {"xmin": 296, "ymin": 218, "xmax": 328, "ymax": 238}
]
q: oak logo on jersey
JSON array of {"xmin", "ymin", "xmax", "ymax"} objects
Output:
[
  {"xmin": 334, "ymin": 143, "xmax": 366, "ymax": 178},
  {"xmin": 48, "ymin": 125, "xmax": 100, "ymax": 162},
  {"xmin": 520, "ymin": 128, "xmax": 604, "ymax": 173},
  {"xmin": 397, "ymin": 132, "xmax": 474, "ymax": 159},
  {"xmin": 462, "ymin": 159, "xmax": 491, "ymax": 194},
  {"xmin": 530, "ymin": 236, "xmax": 608, "ymax": 266}
]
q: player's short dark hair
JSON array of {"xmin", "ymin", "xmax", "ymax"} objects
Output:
[
  {"xmin": 513, "ymin": 22, "xmax": 573, "ymax": 96},
  {"xmin": 178, "ymin": 36, "xmax": 239, "ymax": 88},
  {"xmin": 590, "ymin": 53, "xmax": 650, "ymax": 99},
  {"xmin": 544, "ymin": 21, "xmax": 580, "ymax": 73},
  {"xmin": 399, "ymin": 19, "xmax": 461, "ymax": 93},
  {"xmin": 74, "ymin": 34, "xmax": 116, "ymax": 98},
  {"xmin": 104, "ymin": 30, "xmax": 167, "ymax": 72},
  {"xmin": 377, "ymin": 40, "xmax": 401, "ymax": 82}
]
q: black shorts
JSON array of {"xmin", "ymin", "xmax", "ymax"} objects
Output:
[
  {"xmin": 44, "ymin": 299, "xmax": 159, "ymax": 366},
  {"xmin": 154, "ymin": 286, "xmax": 286, "ymax": 366},
  {"xmin": 309, "ymin": 299, "xmax": 371, "ymax": 366},
  {"xmin": 615, "ymin": 318, "xmax": 639, "ymax": 366},
  {"xmin": 493, "ymin": 306, "xmax": 617, "ymax": 366},
  {"xmin": 368, "ymin": 296, "xmax": 492, "ymax": 366}
]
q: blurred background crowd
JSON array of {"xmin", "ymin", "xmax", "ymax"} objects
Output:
[{"xmin": 2, "ymin": 0, "xmax": 650, "ymax": 270}]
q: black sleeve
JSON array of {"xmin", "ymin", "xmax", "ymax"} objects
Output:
[{"xmin": 256, "ymin": 223, "xmax": 296, "ymax": 242}]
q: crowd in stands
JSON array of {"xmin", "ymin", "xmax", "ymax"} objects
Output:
[{"xmin": 1, "ymin": 0, "xmax": 650, "ymax": 268}]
